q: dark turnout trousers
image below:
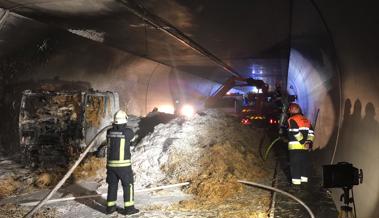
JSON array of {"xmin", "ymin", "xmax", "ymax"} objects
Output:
[
  {"xmin": 106, "ymin": 166, "xmax": 135, "ymax": 208},
  {"xmin": 289, "ymin": 149, "xmax": 309, "ymax": 185},
  {"xmin": 106, "ymin": 124, "xmax": 135, "ymax": 208}
]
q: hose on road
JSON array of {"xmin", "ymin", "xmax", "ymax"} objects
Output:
[
  {"xmin": 24, "ymin": 125, "xmax": 113, "ymax": 218},
  {"xmin": 238, "ymin": 180, "xmax": 315, "ymax": 218},
  {"xmin": 263, "ymin": 137, "xmax": 281, "ymax": 161}
]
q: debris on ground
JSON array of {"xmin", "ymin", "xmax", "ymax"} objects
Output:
[
  {"xmin": 131, "ymin": 109, "xmax": 274, "ymax": 217},
  {"xmin": 34, "ymin": 169, "xmax": 65, "ymax": 188},
  {"xmin": 72, "ymin": 156, "xmax": 106, "ymax": 182},
  {"xmin": 0, "ymin": 203, "xmax": 57, "ymax": 218},
  {"xmin": 1, "ymin": 109, "xmax": 274, "ymax": 217},
  {"xmin": 0, "ymin": 177, "xmax": 21, "ymax": 199},
  {"xmin": 0, "ymin": 155, "xmax": 105, "ymax": 194},
  {"xmin": 0, "ymin": 160, "xmax": 64, "ymax": 198},
  {"xmin": 0, "ymin": 153, "xmax": 37, "ymax": 199}
]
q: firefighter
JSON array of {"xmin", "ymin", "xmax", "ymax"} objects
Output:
[
  {"xmin": 287, "ymin": 103, "xmax": 315, "ymax": 185},
  {"xmin": 106, "ymin": 110, "xmax": 140, "ymax": 215}
]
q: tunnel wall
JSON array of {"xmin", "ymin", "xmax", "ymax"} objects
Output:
[
  {"xmin": 0, "ymin": 12, "xmax": 221, "ymax": 154},
  {"xmin": 291, "ymin": 1, "xmax": 379, "ymax": 217},
  {"xmin": 317, "ymin": 1, "xmax": 379, "ymax": 217},
  {"xmin": 287, "ymin": 48, "xmax": 338, "ymax": 151}
]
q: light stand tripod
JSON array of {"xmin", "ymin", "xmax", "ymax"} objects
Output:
[
  {"xmin": 322, "ymin": 162, "xmax": 362, "ymax": 218},
  {"xmin": 339, "ymin": 186, "xmax": 355, "ymax": 218}
]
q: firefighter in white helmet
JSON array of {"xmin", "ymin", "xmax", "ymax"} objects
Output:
[{"xmin": 105, "ymin": 110, "xmax": 139, "ymax": 215}]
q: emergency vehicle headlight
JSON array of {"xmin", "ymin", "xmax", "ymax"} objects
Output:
[
  {"xmin": 180, "ymin": 104, "xmax": 195, "ymax": 118},
  {"xmin": 158, "ymin": 104, "xmax": 175, "ymax": 114}
]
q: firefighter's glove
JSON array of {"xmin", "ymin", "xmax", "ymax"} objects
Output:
[{"xmin": 304, "ymin": 141, "xmax": 313, "ymax": 151}]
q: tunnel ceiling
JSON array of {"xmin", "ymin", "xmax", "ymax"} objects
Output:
[{"xmin": 0, "ymin": 0, "xmax": 291, "ymax": 84}]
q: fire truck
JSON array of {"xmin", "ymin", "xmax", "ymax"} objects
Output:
[{"xmin": 205, "ymin": 77, "xmax": 285, "ymax": 127}]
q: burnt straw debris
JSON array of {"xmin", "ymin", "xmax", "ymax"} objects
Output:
[
  {"xmin": 130, "ymin": 109, "xmax": 274, "ymax": 217},
  {"xmin": 1, "ymin": 109, "xmax": 273, "ymax": 217}
]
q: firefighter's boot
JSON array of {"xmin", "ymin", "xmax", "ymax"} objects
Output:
[
  {"xmin": 106, "ymin": 205, "xmax": 117, "ymax": 214},
  {"xmin": 120, "ymin": 206, "xmax": 140, "ymax": 215}
]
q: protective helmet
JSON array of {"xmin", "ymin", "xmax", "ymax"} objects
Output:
[
  {"xmin": 288, "ymin": 103, "xmax": 302, "ymax": 115},
  {"xmin": 114, "ymin": 110, "xmax": 128, "ymax": 124}
]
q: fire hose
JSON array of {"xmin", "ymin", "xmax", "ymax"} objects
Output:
[
  {"xmin": 20, "ymin": 182, "xmax": 190, "ymax": 207},
  {"xmin": 263, "ymin": 137, "xmax": 281, "ymax": 161},
  {"xmin": 238, "ymin": 180, "xmax": 315, "ymax": 218},
  {"xmin": 24, "ymin": 125, "xmax": 113, "ymax": 218}
]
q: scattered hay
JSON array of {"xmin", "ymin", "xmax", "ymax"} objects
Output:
[
  {"xmin": 165, "ymin": 141, "xmax": 268, "ymax": 205},
  {"xmin": 0, "ymin": 177, "xmax": 20, "ymax": 199},
  {"xmin": 218, "ymin": 210, "xmax": 269, "ymax": 218},
  {"xmin": 177, "ymin": 188, "xmax": 272, "ymax": 218},
  {"xmin": 34, "ymin": 167, "xmax": 66, "ymax": 188},
  {"xmin": 133, "ymin": 109, "xmax": 274, "ymax": 216},
  {"xmin": 170, "ymin": 142, "xmax": 271, "ymax": 217},
  {"xmin": 164, "ymin": 138, "xmax": 271, "ymax": 216},
  {"xmin": 196, "ymin": 142, "xmax": 266, "ymax": 200},
  {"xmin": 35, "ymin": 172, "xmax": 60, "ymax": 188},
  {"xmin": 0, "ymin": 203, "xmax": 57, "ymax": 218},
  {"xmin": 73, "ymin": 156, "xmax": 106, "ymax": 181},
  {"xmin": 1, "ymin": 155, "xmax": 105, "ymax": 200}
]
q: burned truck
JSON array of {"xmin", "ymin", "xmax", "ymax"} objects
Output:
[{"xmin": 19, "ymin": 90, "xmax": 119, "ymax": 168}]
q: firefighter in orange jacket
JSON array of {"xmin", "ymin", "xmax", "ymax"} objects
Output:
[{"xmin": 287, "ymin": 103, "xmax": 315, "ymax": 185}]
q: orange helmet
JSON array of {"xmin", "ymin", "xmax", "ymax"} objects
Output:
[{"xmin": 288, "ymin": 103, "xmax": 302, "ymax": 115}]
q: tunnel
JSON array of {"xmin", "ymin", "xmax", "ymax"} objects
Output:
[{"xmin": 0, "ymin": 1, "xmax": 378, "ymax": 218}]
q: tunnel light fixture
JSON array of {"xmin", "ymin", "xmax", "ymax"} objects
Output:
[{"xmin": 180, "ymin": 104, "xmax": 195, "ymax": 118}]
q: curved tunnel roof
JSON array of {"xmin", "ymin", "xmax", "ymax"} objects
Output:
[{"xmin": 0, "ymin": 0, "xmax": 290, "ymax": 84}]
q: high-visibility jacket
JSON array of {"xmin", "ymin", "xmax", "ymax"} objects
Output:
[
  {"xmin": 106, "ymin": 124, "xmax": 134, "ymax": 168},
  {"xmin": 287, "ymin": 114, "xmax": 314, "ymax": 150}
]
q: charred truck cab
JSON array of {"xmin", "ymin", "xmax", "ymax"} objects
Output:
[{"xmin": 19, "ymin": 90, "xmax": 120, "ymax": 168}]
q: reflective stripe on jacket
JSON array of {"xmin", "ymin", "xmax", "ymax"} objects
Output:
[
  {"xmin": 287, "ymin": 114, "xmax": 314, "ymax": 150},
  {"xmin": 107, "ymin": 124, "xmax": 134, "ymax": 167}
]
